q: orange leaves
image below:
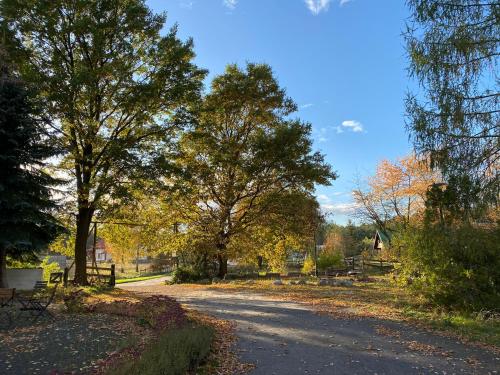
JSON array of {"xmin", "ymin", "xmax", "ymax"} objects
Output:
[{"xmin": 356, "ymin": 154, "xmax": 439, "ymax": 226}]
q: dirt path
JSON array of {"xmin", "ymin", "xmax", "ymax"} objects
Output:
[{"xmin": 121, "ymin": 281, "xmax": 499, "ymax": 375}]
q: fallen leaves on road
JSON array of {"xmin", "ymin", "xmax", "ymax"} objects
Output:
[{"xmin": 375, "ymin": 324, "xmax": 454, "ymax": 358}]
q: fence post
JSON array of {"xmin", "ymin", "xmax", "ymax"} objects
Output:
[
  {"xmin": 109, "ymin": 264, "xmax": 116, "ymax": 287},
  {"xmin": 63, "ymin": 267, "xmax": 69, "ymax": 287}
]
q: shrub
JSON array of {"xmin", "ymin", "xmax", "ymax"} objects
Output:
[
  {"xmin": 316, "ymin": 252, "xmax": 343, "ymax": 271},
  {"xmin": 171, "ymin": 266, "xmax": 204, "ymax": 284},
  {"xmin": 40, "ymin": 256, "xmax": 62, "ymax": 282},
  {"xmin": 301, "ymin": 257, "xmax": 315, "ymax": 274},
  {"xmin": 396, "ymin": 224, "xmax": 500, "ymax": 312},
  {"xmin": 108, "ymin": 324, "xmax": 214, "ymax": 375}
]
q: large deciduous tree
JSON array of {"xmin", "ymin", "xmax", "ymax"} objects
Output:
[
  {"xmin": 405, "ymin": 0, "xmax": 499, "ymax": 213},
  {"xmin": 175, "ymin": 64, "xmax": 336, "ymax": 277},
  {"xmin": 0, "ymin": 58, "xmax": 63, "ymax": 287},
  {"xmin": 1, "ymin": 0, "xmax": 205, "ymax": 283}
]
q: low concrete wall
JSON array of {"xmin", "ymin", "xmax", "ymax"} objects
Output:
[{"xmin": 5, "ymin": 268, "xmax": 43, "ymax": 290}]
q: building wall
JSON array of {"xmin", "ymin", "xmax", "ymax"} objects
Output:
[{"xmin": 5, "ymin": 268, "xmax": 43, "ymax": 290}]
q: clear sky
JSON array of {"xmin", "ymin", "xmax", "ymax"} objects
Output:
[{"xmin": 148, "ymin": 0, "xmax": 414, "ymax": 224}]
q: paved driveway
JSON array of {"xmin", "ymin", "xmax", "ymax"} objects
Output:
[{"xmin": 121, "ymin": 281, "xmax": 499, "ymax": 375}]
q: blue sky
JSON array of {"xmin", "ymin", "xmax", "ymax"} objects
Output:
[{"xmin": 148, "ymin": 0, "xmax": 414, "ymax": 224}]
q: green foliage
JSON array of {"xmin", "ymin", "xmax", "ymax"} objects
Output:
[
  {"xmin": 174, "ymin": 63, "xmax": 335, "ymax": 277},
  {"xmin": 405, "ymin": 0, "xmax": 499, "ymax": 206},
  {"xmin": 109, "ymin": 324, "xmax": 214, "ymax": 375},
  {"xmin": 171, "ymin": 266, "xmax": 205, "ymax": 284},
  {"xmin": 301, "ymin": 256, "xmax": 315, "ymax": 275},
  {"xmin": 5, "ymin": 258, "xmax": 39, "ymax": 269},
  {"xmin": 1, "ymin": 0, "xmax": 205, "ymax": 283},
  {"xmin": 0, "ymin": 58, "xmax": 64, "ymax": 286},
  {"xmin": 316, "ymin": 252, "xmax": 343, "ymax": 271},
  {"xmin": 396, "ymin": 224, "xmax": 500, "ymax": 312},
  {"xmin": 40, "ymin": 257, "xmax": 62, "ymax": 282}
]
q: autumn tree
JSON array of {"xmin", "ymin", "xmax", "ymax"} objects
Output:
[
  {"xmin": 174, "ymin": 64, "xmax": 335, "ymax": 277},
  {"xmin": 100, "ymin": 223, "xmax": 139, "ymax": 273},
  {"xmin": 1, "ymin": 0, "xmax": 205, "ymax": 283},
  {"xmin": 0, "ymin": 57, "xmax": 63, "ymax": 287},
  {"xmin": 405, "ymin": 0, "xmax": 499, "ymax": 213},
  {"xmin": 232, "ymin": 192, "xmax": 321, "ymax": 273},
  {"xmin": 353, "ymin": 154, "xmax": 438, "ymax": 238}
]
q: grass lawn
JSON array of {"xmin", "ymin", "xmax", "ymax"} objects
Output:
[
  {"xmin": 206, "ymin": 277, "xmax": 500, "ymax": 350},
  {"xmin": 115, "ymin": 273, "xmax": 169, "ymax": 284}
]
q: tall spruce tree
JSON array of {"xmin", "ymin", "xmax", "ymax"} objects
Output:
[
  {"xmin": 405, "ymin": 0, "xmax": 499, "ymax": 216},
  {"xmin": 0, "ymin": 58, "xmax": 63, "ymax": 287}
]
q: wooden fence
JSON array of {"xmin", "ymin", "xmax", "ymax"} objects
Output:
[
  {"xmin": 63, "ymin": 264, "xmax": 116, "ymax": 286},
  {"xmin": 344, "ymin": 256, "xmax": 398, "ymax": 272}
]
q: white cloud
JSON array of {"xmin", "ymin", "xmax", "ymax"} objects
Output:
[
  {"xmin": 180, "ymin": 0, "xmax": 194, "ymax": 9},
  {"xmin": 223, "ymin": 0, "xmax": 237, "ymax": 9},
  {"xmin": 314, "ymin": 126, "xmax": 330, "ymax": 143},
  {"xmin": 305, "ymin": 0, "xmax": 331, "ymax": 15},
  {"xmin": 339, "ymin": 0, "xmax": 353, "ymax": 6},
  {"xmin": 300, "ymin": 103, "xmax": 314, "ymax": 109},
  {"xmin": 321, "ymin": 202, "xmax": 359, "ymax": 215},
  {"xmin": 317, "ymin": 194, "xmax": 331, "ymax": 203},
  {"xmin": 340, "ymin": 120, "xmax": 364, "ymax": 133}
]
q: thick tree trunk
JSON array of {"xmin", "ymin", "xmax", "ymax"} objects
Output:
[
  {"xmin": 0, "ymin": 246, "xmax": 7, "ymax": 288},
  {"xmin": 217, "ymin": 252, "xmax": 228, "ymax": 279},
  {"xmin": 74, "ymin": 206, "xmax": 93, "ymax": 285}
]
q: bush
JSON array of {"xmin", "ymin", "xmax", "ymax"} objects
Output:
[
  {"xmin": 109, "ymin": 324, "xmax": 214, "ymax": 375},
  {"xmin": 316, "ymin": 252, "xmax": 343, "ymax": 271},
  {"xmin": 396, "ymin": 224, "xmax": 500, "ymax": 312},
  {"xmin": 40, "ymin": 256, "xmax": 62, "ymax": 282},
  {"xmin": 301, "ymin": 257, "xmax": 315, "ymax": 274},
  {"xmin": 171, "ymin": 266, "xmax": 204, "ymax": 284}
]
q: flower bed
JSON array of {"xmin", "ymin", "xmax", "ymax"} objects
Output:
[{"xmin": 87, "ymin": 295, "xmax": 186, "ymax": 331}]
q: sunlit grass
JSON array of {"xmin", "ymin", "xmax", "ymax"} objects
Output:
[{"xmin": 116, "ymin": 274, "xmax": 169, "ymax": 284}]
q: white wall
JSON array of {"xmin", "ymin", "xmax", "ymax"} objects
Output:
[{"xmin": 5, "ymin": 268, "xmax": 43, "ymax": 290}]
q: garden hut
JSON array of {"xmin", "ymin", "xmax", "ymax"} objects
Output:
[{"xmin": 372, "ymin": 230, "xmax": 390, "ymax": 256}]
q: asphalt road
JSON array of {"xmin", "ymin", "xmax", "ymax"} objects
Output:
[{"xmin": 121, "ymin": 281, "xmax": 499, "ymax": 375}]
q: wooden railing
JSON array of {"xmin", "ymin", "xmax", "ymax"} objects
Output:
[{"xmin": 63, "ymin": 263, "xmax": 115, "ymax": 286}]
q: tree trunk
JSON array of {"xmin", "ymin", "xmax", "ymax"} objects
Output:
[
  {"xmin": 0, "ymin": 246, "xmax": 7, "ymax": 288},
  {"xmin": 135, "ymin": 248, "xmax": 139, "ymax": 273},
  {"xmin": 217, "ymin": 252, "xmax": 228, "ymax": 279},
  {"xmin": 74, "ymin": 206, "xmax": 93, "ymax": 285}
]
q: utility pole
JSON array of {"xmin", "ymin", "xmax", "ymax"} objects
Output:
[
  {"xmin": 135, "ymin": 247, "xmax": 139, "ymax": 273},
  {"xmin": 313, "ymin": 209, "xmax": 322, "ymax": 278},
  {"xmin": 314, "ymin": 230, "xmax": 318, "ymax": 277}
]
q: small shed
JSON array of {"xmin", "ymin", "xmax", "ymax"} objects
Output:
[{"xmin": 372, "ymin": 230, "xmax": 390, "ymax": 256}]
